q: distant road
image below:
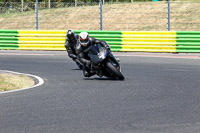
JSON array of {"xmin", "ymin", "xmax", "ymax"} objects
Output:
[{"xmin": 0, "ymin": 51, "xmax": 200, "ymax": 133}]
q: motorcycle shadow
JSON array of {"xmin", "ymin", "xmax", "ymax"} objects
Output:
[
  {"xmin": 71, "ymin": 68, "xmax": 82, "ymax": 71},
  {"xmin": 84, "ymin": 77, "xmax": 122, "ymax": 81}
]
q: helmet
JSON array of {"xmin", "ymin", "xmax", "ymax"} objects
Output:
[
  {"xmin": 79, "ymin": 32, "xmax": 89, "ymax": 47},
  {"xmin": 67, "ymin": 30, "xmax": 75, "ymax": 42}
]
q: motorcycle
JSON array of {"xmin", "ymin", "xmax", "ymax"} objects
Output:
[{"xmin": 87, "ymin": 44, "xmax": 124, "ymax": 80}]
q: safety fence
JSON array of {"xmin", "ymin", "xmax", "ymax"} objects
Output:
[
  {"xmin": 1, "ymin": 1, "xmax": 200, "ymax": 31},
  {"xmin": 0, "ymin": 30, "xmax": 200, "ymax": 53}
]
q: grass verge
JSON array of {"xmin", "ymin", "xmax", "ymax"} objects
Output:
[{"xmin": 0, "ymin": 73, "xmax": 34, "ymax": 92}]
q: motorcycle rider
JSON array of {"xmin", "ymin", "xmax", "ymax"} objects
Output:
[
  {"xmin": 64, "ymin": 30, "xmax": 82, "ymax": 69},
  {"xmin": 76, "ymin": 31, "xmax": 110, "ymax": 77}
]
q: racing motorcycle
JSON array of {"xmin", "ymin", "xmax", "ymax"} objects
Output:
[{"xmin": 87, "ymin": 44, "xmax": 124, "ymax": 80}]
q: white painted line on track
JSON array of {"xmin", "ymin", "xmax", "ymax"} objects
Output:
[{"xmin": 0, "ymin": 70, "xmax": 44, "ymax": 94}]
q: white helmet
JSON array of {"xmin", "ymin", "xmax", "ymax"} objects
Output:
[{"xmin": 79, "ymin": 32, "xmax": 89, "ymax": 47}]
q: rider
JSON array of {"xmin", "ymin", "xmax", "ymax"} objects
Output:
[
  {"xmin": 64, "ymin": 30, "xmax": 82, "ymax": 69},
  {"xmin": 76, "ymin": 31, "xmax": 110, "ymax": 77}
]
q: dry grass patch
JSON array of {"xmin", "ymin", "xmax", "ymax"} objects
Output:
[
  {"xmin": 0, "ymin": 73, "xmax": 34, "ymax": 92},
  {"xmin": 0, "ymin": 2, "xmax": 200, "ymax": 30}
]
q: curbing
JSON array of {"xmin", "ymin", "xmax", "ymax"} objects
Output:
[
  {"xmin": 0, "ymin": 30, "xmax": 200, "ymax": 52},
  {"xmin": 0, "ymin": 70, "xmax": 44, "ymax": 94}
]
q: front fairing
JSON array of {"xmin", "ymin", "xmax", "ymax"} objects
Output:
[{"xmin": 88, "ymin": 44, "xmax": 108, "ymax": 64}]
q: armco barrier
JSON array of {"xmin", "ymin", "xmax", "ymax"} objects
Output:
[{"xmin": 0, "ymin": 30, "xmax": 200, "ymax": 52}]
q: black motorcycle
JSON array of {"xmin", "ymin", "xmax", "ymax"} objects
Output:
[{"xmin": 87, "ymin": 44, "xmax": 124, "ymax": 80}]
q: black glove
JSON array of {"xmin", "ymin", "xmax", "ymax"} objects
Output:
[{"xmin": 106, "ymin": 45, "xmax": 110, "ymax": 50}]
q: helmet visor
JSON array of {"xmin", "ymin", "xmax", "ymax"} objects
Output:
[{"xmin": 80, "ymin": 38, "xmax": 89, "ymax": 46}]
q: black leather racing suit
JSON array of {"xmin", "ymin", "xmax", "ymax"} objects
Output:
[
  {"xmin": 64, "ymin": 34, "xmax": 82, "ymax": 68},
  {"xmin": 76, "ymin": 37, "xmax": 110, "ymax": 77}
]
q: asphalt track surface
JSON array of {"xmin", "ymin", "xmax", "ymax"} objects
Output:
[{"xmin": 0, "ymin": 51, "xmax": 200, "ymax": 133}]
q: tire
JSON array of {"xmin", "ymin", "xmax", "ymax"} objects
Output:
[{"xmin": 106, "ymin": 61, "xmax": 125, "ymax": 80}]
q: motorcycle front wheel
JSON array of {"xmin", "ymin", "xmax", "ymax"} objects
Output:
[{"xmin": 106, "ymin": 61, "xmax": 125, "ymax": 80}]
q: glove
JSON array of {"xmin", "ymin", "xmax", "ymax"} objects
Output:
[{"xmin": 106, "ymin": 45, "xmax": 110, "ymax": 50}]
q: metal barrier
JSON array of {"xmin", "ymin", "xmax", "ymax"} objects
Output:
[{"xmin": 1, "ymin": 30, "xmax": 200, "ymax": 53}]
